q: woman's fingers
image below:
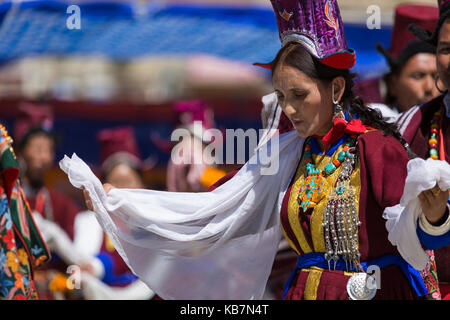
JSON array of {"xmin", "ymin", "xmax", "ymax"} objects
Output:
[
  {"xmin": 418, "ymin": 191, "xmax": 430, "ymax": 207},
  {"xmin": 83, "ymin": 188, "xmax": 94, "ymax": 211},
  {"xmin": 103, "ymin": 183, "xmax": 115, "ymax": 195},
  {"xmin": 438, "ymin": 189, "xmax": 450, "ymax": 204},
  {"xmin": 431, "ymin": 184, "xmax": 441, "ymax": 196},
  {"xmin": 418, "ymin": 192, "xmax": 425, "ymax": 213},
  {"xmin": 427, "ymin": 184, "xmax": 449, "ymax": 201},
  {"xmin": 80, "ymin": 262, "xmax": 95, "ymax": 276},
  {"xmin": 423, "ymin": 189, "xmax": 435, "ymax": 203},
  {"xmin": 82, "ymin": 184, "xmax": 116, "ymax": 211},
  {"xmin": 419, "ymin": 185, "xmax": 449, "ymax": 224}
]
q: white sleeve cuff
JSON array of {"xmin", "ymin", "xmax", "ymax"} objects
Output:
[{"xmin": 419, "ymin": 205, "xmax": 450, "ymax": 236}]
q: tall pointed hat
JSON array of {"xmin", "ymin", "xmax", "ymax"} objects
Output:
[{"xmin": 255, "ymin": 0, "xmax": 356, "ymax": 70}]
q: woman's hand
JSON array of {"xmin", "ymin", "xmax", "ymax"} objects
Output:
[
  {"xmin": 80, "ymin": 262, "xmax": 95, "ymax": 276},
  {"xmin": 83, "ymin": 183, "xmax": 116, "ymax": 211},
  {"xmin": 418, "ymin": 184, "xmax": 449, "ymax": 225}
]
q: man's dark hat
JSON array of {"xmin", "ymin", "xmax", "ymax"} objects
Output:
[
  {"xmin": 409, "ymin": 0, "xmax": 450, "ymax": 47},
  {"xmin": 377, "ymin": 3, "xmax": 438, "ymax": 71}
]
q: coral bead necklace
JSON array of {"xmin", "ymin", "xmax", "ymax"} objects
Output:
[{"xmin": 429, "ymin": 107, "xmax": 445, "ymax": 161}]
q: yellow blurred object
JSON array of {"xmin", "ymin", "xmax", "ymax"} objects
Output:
[
  {"xmin": 48, "ymin": 273, "xmax": 70, "ymax": 293},
  {"xmin": 200, "ymin": 167, "xmax": 227, "ymax": 188},
  {"xmin": 105, "ymin": 234, "xmax": 115, "ymax": 253}
]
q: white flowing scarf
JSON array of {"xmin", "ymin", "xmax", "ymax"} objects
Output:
[
  {"xmin": 383, "ymin": 158, "xmax": 450, "ymax": 271},
  {"xmin": 59, "ymin": 131, "xmax": 305, "ymax": 300}
]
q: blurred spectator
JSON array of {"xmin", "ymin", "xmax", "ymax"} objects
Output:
[
  {"xmin": 14, "ymin": 102, "xmax": 82, "ymax": 299},
  {"xmin": 165, "ymin": 100, "xmax": 226, "ymax": 192},
  {"xmin": 355, "ymin": 4, "xmax": 440, "ymax": 122},
  {"xmin": 73, "ymin": 126, "xmax": 154, "ymax": 300}
]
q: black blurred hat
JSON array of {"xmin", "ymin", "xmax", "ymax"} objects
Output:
[
  {"xmin": 377, "ymin": 41, "xmax": 436, "ymax": 72},
  {"xmin": 409, "ymin": 0, "xmax": 450, "ymax": 47}
]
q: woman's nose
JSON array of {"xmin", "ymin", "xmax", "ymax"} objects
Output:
[{"xmin": 283, "ymin": 103, "xmax": 297, "ymax": 116}]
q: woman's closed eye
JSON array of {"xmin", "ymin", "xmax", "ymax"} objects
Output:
[
  {"xmin": 275, "ymin": 89, "xmax": 306, "ymax": 104},
  {"xmin": 290, "ymin": 88, "xmax": 308, "ymax": 99},
  {"xmin": 293, "ymin": 92, "xmax": 306, "ymax": 99}
]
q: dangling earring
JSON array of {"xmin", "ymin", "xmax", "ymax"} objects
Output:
[
  {"xmin": 435, "ymin": 75, "xmax": 447, "ymax": 94},
  {"xmin": 332, "ymin": 84, "xmax": 346, "ymax": 120}
]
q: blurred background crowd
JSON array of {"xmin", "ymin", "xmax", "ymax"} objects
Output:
[{"xmin": 0, "ymin": 0, "xmax": 445, "ymax": 300}]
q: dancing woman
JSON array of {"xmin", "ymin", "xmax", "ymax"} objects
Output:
[{"xmin": 63, "ymin": 0, "xmax": 450, "ymax": 300}]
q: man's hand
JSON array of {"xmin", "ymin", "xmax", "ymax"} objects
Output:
[
  {"xmin": 83, "ymin": 183, "xmax": 116, "ymax": 211},
  {"xmin": 418, "ymin": 184, "xmax": 449, "ymax": 225}
]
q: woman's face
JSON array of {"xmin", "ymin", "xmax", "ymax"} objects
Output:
[
  {"xmin": 272, "ymin": 64, "xmax": 334, "ymax": 138},
  {"xmin": 437, "ymin": 19, "xmax": 450, "ymax": 91}
]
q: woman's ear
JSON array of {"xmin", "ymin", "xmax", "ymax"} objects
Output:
[{"xmin": 331, "ymin": 76, "xmax": 346, "ymax": 103}]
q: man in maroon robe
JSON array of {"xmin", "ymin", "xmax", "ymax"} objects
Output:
[
  {"xmin": 355, "ymin": 3, "xmax": 439, "ymax": 120},
  {"xmin": 401, "ymin": 0, "xmax": 450, "ymax": 298},
  {"xmin": 397, "ymin": 95, "xmax": 450, "ymax": 299}
]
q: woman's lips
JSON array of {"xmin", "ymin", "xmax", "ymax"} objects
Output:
[{"xmin": 292, "ymin": 119, "xmax": 303, "ymax": 126}]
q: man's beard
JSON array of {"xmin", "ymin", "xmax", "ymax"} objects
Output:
[{"xmin": 26, "ymin": 171, "xmax": 45, "ymax": 190}]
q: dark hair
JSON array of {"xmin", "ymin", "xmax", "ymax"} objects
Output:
[
  {"xmin": 383, "ymin": 72, "xmax": 398, "ymax": 107},
  {"xmin": 271, "ymin": 43, "xmax": 416, "ymax": 158},
  {"xmin": 18, "ymin": 127, "xmax": 56, "ymax": 152}
]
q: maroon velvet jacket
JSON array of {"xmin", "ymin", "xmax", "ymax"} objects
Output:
[
  {"xmin": 209, "ymin": 130, "xmax": 421, "ymax": 299},
  {"xmin": 282, "ymin": 130, "xmax": 420, "ymax": 300}
]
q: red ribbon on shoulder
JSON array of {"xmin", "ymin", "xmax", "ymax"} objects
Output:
[
  {"xmin": 1, "ymin": 167, "xmax": 19, "ymax": 204},
  {"xmin": 319, "ymin": 118, "xmax": 371, "ymax": 152}
]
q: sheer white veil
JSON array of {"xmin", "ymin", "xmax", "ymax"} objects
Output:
[{"xmin": 60, "ymin": 130, "xmax": 304, "ymax": 299}]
